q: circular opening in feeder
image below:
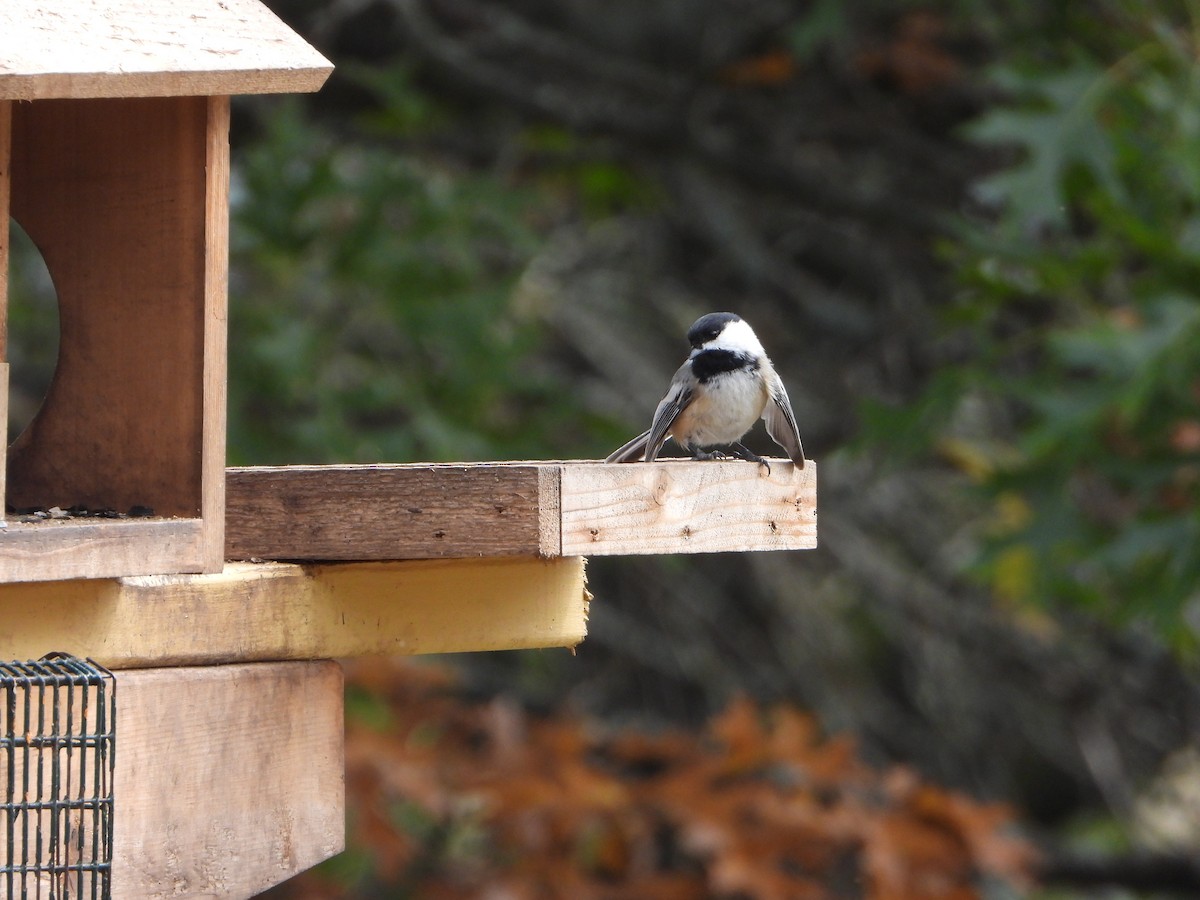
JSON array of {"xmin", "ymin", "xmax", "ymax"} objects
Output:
[{"xmin": 7, "ymin": 218, "xmax": 61, "ymax": 443}]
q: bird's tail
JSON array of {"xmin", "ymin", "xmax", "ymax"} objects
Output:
[{"xmin": 605, "ymin": 429, "xmax": 652, "ymax": 463}]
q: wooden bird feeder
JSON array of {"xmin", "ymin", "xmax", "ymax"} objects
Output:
[
  {"xmin": 0, "ymin": 1, "xmax": 817, "ymax": 898},
  {"xmin": 0, "ymin": 0, "xmax": 329, "ymax": 583}
]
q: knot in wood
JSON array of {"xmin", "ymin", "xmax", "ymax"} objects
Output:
[{"xmin": 652, "ymin": 476, "xmax": 671, "ymax": 506}]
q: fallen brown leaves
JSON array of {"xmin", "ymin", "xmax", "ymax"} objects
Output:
[
  {"xmin": 855, "ymin": 10, "xmax": 963, "ymax": 94},
  {"xmin": 274, "ymin": 658, "xmax": 1034, "ymax": 900}
]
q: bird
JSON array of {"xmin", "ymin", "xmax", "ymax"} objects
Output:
[{"xmin": 606, "ymin": 312, "xmax": 805, "ymax": 471}]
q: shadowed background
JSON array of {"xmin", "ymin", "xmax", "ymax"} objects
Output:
[{"xmin": 10, "ymin": 0, "xmax": 1200, "ymax": 894}]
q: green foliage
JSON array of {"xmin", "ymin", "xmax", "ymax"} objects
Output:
[
  {"xmin": 228, "ymin": 92, "xmax": 587, "ymax": 465},
  {"xmin": 882, "ymin": 8, "xmax": 1200, "ymax": 651},
  {"xmin": 5, "ymin": 222, "xmax": 59, "ymax": 437}
]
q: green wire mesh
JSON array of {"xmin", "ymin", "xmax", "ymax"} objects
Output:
[{"xmin": 1, "ymin": 654, "xmax": 115, "ymax": 900}]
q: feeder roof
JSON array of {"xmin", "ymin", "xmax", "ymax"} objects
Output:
[{"xmin": 0, "ymin": 0, "xmax": 332, "ymax": 100}]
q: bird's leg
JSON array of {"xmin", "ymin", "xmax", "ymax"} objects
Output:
[
  {"xmin": 689, "ymin": 446, "xmax": 729, "ymax": 461},
  {"xmin": 729, "ymin": 442, "xmax": 771, "ymax": 474}
]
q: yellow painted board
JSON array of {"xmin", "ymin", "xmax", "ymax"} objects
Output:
[{"xmin": 0, "ymin": 558, "xmax": 590, "ymax": 667}]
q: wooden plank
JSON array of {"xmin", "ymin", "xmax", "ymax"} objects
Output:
[
  {"xmin": 559, "ymin": 459, "xmax": 817, "ymax": 556},
  {"xmin": 113, "ymin": 661, "xmax": 344, "ymax": 899},
  {"xmin": 201, "ymin": 95, "xmax": 230, "ymax": 572},
  {"xmin": 0, "ymin": 98, "xmax": 9, "ymax": 356},
  {"xmin": 0, "ymin": 363, "xmax": 8, "ymax": 526},
  {"xmin": 1, "ymin": 101, "xmax": 9, "ymax": 525},
  {"xmin": 0, "ymin": 559, "xmax": 590, "ymax": 666},
  {"xmin": 0, "ymin": 518, "xmax": 206, "ymax": 583},
  {"xmin": 0, "ymin": 0, "xmax": 332, "ymax": 101},
  {"xmin": 8, "ymin": 97, "xmax": 208, "ymax": 523},
  {"xmin": 226, "ymin": 460, "xmax": 817, "ymax": 560},
  {"xmin": 225, "ymin": 463, "xmax": 555, "ymax": 560}
]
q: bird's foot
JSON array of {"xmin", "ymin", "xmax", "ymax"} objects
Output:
[
  {"xmin": 729, "ymin": 443, "xmax": 771, "ymax": 474},
  {"xmin": 690, "ymin": 445, "xmax": 771, "ymax": 474}
]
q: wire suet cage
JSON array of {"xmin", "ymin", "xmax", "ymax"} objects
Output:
[{"xmin": 2, "ymin": 653, "xmax": 115, "ymax": 899}]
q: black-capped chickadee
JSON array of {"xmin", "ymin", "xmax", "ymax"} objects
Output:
[{"xmin": 606, "ymin": 312, "xmax": 806, "ymax": 470}]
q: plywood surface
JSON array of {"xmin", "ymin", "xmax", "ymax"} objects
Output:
[
  {"xmin": 0, "ymin": 0, "xmax": 332, "ymax": 100},
  {"xmin": 113, "ymin": 661, "xmax": 344, "ymax": 899},
  {"xmin": 227, "ymin": 460, "xmax": 817, "ymax": 559},
  {"xmin": 0, "ymin": 559, "xmax": 590, "ymax": 666}
]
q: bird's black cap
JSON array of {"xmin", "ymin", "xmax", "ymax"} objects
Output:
[{"xmin": 687, "ymin": 312, "xmax": 742, "ymax": 348}]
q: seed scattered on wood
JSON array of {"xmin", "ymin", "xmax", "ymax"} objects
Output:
[{"xmin": 7, "ymin": 503, "xmax": 158, "ymax": 523}]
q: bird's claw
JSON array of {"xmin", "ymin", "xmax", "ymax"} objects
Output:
[
  {"xmin": 731, "ymin": 442, "xmax": 771, "ymax": 474},
  {"xmin": 691, "ymin": 445, "xmax": 771, "ymax": 474}
]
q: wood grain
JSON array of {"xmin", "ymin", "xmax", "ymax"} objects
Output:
[
  {"xmin": 0, "ymin": 558, "xmax": 590, "ymax": 665},
  {"xmin": 0, "ymin": 99, "xmax": 9, "ymax": 356},
  {"xmin": 225, "ymin": 463, "xmax": 556, "ymax": 560},
  {"xmin": 113, "ymin": 661, "xmax": 344, "ymax": 899},
  {"xmin": 8, "ymin": 97, "xmax": 208, "ymax": 518},
  {"xmin": 0, "ymin": 96, "xmax": 232, "ymax": 580},
  {"xmin": 201, "ymin": 95, "xmax": 230, "ymax": 572},
  {"xmin": 1, "ymin": 101, "xmax": 8, "ymax": 521},
  {"xmin": 559, "ymin": 459, "xmax": 817, "ymax": 555},
  {"xmin": 0, "ymin": 0, "xmax": 332, "ymax": 101},
  {"xmin": 227, "ymin": 460, "xmax": 817, "ymax": 560},
  {"xmin": 0, "ymin": 364, "xmax": 8, "ymax": 524},
  {"xmin": 0, "ymin": 518, "xmax": 205, "ymax": 583}
]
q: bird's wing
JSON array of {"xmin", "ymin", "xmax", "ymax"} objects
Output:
[
  {"xmin": 606, "ymin": 362, "xmax": 696, "ymax": 464},
  {"xmin": 642, "ymin": 364, "xmax": 696, "ymax": 462},
  {"xmin": 762, "ymin": 370, "xmax": 806, "ymax": 468}
]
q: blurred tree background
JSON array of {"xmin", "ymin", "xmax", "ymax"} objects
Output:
[{"xmin": 9, "ymin": 0, "xmax": 1200, "ymax": 895}]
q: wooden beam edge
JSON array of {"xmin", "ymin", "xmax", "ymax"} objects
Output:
[
  {"xmin": 201, "ymin": 94, "xmax": 229, "ymax": 573},
  {"xmin": 1, "ymin": 100, "xmax": 9, "ymax": 524},
  {"xmin": 226, "ymin": 463, "xmax": 553, "ymax": 560},
  {"xmin": 0, "ymin": 558, "xmax": 590, "ymax": 667},
  {"xmin": 0, "ymin": 67, "xmax": 334, "ymax": 102},
  {"xmin": 226, "ymin": 459, "xmax": 817, "ymax": 561},
  {"xmin": 113, "ymin": 661, "xmax": 345, "ymax": 899},
  {"xmin": 0, "ymin": 97, "xmax": 9, "ymax": 355},
  {"xmin": 560, "ymin": 458, "xmax": 817, "ymax": 556},
  {"xmin": 537, "ymin": 464, "xmax": 563, "ymax": 557},
  {"xmin": 0, "ymin": 517, "xmax": 207, "ymax": 583}
]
